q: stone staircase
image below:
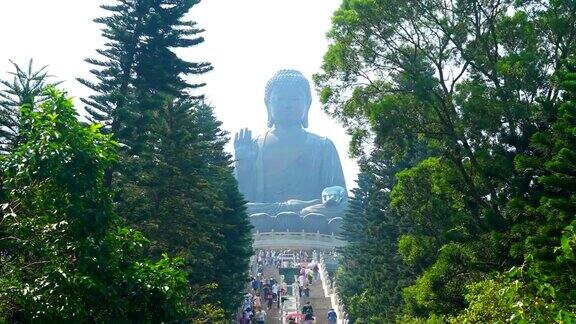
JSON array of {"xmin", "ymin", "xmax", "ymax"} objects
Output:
[
  {"xmin": 246, "ymin": 254, "xmax": 341, "ymax": 324},
  {"xmin": 300, "ymin": 275, "xmax": 332, "ymax": 324}
]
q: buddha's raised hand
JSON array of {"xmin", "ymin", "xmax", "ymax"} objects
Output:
[{"xmin": 234, "ymin": 128, "xmax": 258, "ymax": 162}]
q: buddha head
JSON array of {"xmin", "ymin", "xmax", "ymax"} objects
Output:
[
  {"xmin": 322, "ymin": 186, "xmax": 347, "ymax": 207},
  {"xmin": 264, "ymin": 69, "xmax": 312, "ymax": 128}
]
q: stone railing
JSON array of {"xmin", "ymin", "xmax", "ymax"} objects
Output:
[
  {"xmin": 252, "ymin": 230, "xmax": 346, "ymax": 250},
  {"xmin": 279, "ymin": 274, "xmax": 300, "ymax": 324},
  {"xmin": 318, "ymin": 254, "xmax": 349, "ymax": 324}
]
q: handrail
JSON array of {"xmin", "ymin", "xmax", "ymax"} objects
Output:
[
  {"xmin": 279, "ymin": 273, "xmax": 300, "ymax": 324},
  {"xmin": 294, "ymin": 274, "xmax": 300, "ymax": 315}
]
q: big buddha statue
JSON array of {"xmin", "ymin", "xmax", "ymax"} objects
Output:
[{"xmin": 234, "ymin": 69, "xmax": 346, "ymax": 203}]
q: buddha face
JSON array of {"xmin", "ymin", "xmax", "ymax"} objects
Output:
[
  {"xmin": 269, "ymin": 86, "xmax": 308, "ymax": 127},
  {"xmin": 322, "ymin": 186, "xmax": 346, "ymax": 206}
]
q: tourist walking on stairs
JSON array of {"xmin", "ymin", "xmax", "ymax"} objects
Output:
[
  {"xmin": 266, "ymin": 290, "xmax": 274, "ymax": 310},
  {"xmin": 254, "ymin": 308, "xmax": 266, "ymax": 324},
  {"xmin": 239, "ymin": 311, "xmax": 250, "ymax": 324},
  {"xmin": 253, "ymin": 294, "xmax": 262, "ymax": 309},
  {"xmin": 327, "ymin": 308, "xmax": 338, "ymax": 324},
  {"xmin": 302, "ymin": 301, "xmax": 314, "ymax": 324},
  {"xmin": 272, "ymin": 282, "xmax": 278, "ymax": 304}
]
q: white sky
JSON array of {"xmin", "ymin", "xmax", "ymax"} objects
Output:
[{"xmin": 0, "ymin": 0, "xmax": 359, "ymax": 191}]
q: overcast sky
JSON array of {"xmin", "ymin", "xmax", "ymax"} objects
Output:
[{"xmin": 0, "ymin": 0, "xmax": 359, "ymax": 191}]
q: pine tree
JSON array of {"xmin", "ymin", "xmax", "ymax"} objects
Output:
[
  {"xmin": 190, "ymin": 102, "xmax": 252, "ymax": 315},
  {"xmin": 77, "ymin": 0, "xmax": 212, "ymax": 147},
  {"xmin": 116, "ymin": 98, "xmax": 252, "ymax": 317},
  {"xmin": 337, "ymin": 151, "xmax": 423, "ymax": 322},
  {"xmin": 0, "ymin": 60, "xmax": 56, "ymax": 153},
  {"xmin": 79, "ymin": 1, "xmax": 251, "ymax": 318}
]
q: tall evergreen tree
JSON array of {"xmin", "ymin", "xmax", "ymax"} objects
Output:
[
  {"xmin": 78, "ymin": 0, "xmax": 211, "ymax": 136},
  {"xmin": 79, "ymin": 0, "xmax": 251, "ymax": 318},
  {"xmin": 189, "ymin": 102, "xmax": 252, "ymax": 315},
  {"xmin": 116, "ymin": 98, "xmax": 252, "ymax": 316},
  {"xmin": 0, "ymin": 60, "xmax": 55, "ymax": 153},
  {"xmin": 338, "ymin": 145, "xmax": 430, "ymax": 322}
]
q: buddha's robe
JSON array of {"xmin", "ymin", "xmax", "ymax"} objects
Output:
[{"xmin": 236, "ymin": 130, "xmax": 346, "ymax": 203}]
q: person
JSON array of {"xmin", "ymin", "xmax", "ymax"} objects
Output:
[
  {"xmin": 239, "ymin": 311, "xmax": 251, "ymax": 324},
  {"xmin": 303, "ymin": 284, "xmax": 310, "ymax": 298},
  {"xmin": 313, "ymin": 263, "xmax": 320, "ymax": 282},
  {"xmin": 251, "ymin": 277, "xmax": 259, "ymax": 293},
  {"xmin": 244, "ymin": 308, "xmax": 253, "ymax": 322},
  {"xmin": 327, "ymin": 308, "xmax": 338, "ymax": 324},
  {"xmin": 253, "ymin": 294, "xmax": 261, "ymax": 309},
  {"xmin": 234, "ymin": 69, "xmax": 346, "ymax": 203},
  {"xmin": 278, "ymin": 286, "xmax": 286, "ymax": 308},
  {"xmin": 254, "ymin": 308, "xmax": 266, "ymax": 324},
  {"xmin": 262, "ymin": 283, "xmax": 270, "ymax": 300},
  {"xmin": 242, "ymin": 295, "xmax": 252, "ymax": 312},
  {"xmin": 298, "ymin": 273, "xmax": 306, "ymax": 288},
  {"xmin": 272, "ymin": 282, "xmax": 279, "ymax": 306},
  {"xmin": 302, "ymin": 301, "xmax": 314, "ymax": 324},
  {"xmin": 266, "ymin": 290, "xmax": 274, "ymax": 310}
]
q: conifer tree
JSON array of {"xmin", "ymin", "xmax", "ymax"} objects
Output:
[
  {"xmin": 187, "ymin": 101, "xmax": 252, "ymax": 314},
  {"xmin": 78, "ymin": 0, "xmax": 212, "ymax": 152},
  {"xmin": 79, "ymin": 0, "xmax": 251, "ymax": 317},
  {"xmin": 116, "ymin": 98, "xmax": 252, "ymax": 316},
  {"xmin": 78, "ymin": 0, "xmax": 212, "ymax": 117},
  {"xmin": 0, "ymin": 60, "xmax": 55, "ymax": 153}
]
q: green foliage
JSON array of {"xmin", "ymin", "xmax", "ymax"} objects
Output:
[
  {"xmin": 116, "ymin": 98, "xmax": 252, "ymax": 317},
  {"xmin": 78, "ymin": 0, "xmax": 252, "ymax": 319},
  {"xmin": 2, "ymin": 1, "xmax": 250, "ymax": 322},
  {"xmin": 402, "ymin": 243, "xmax": 480, "ymax": 317},
  {"xmin": 78, "ymin": 0, "xmax": 212, "ymax": 133},
  {"xmin": 451, "ymin": 268, "xmax": 576, "ymax": 324},
  {"xmin": 398, "ymin": 235, "xmax": 436, "ymax": 267},
  {"xmin": 450, "ymin": 277, "xmax": 514, "ymax": 324},
  {"xmin": 318, "ymin": 0, "xmax": 576, "ymax": 321},
  {"xmin": 0, "ymin": 88, "xmax": 188, "ymax": 322},
  {"xmin": 0, "ymin": 59, "xmax": 57, "ymax": 153}
]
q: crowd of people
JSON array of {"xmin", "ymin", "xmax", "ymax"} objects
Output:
[
  {"xmin": 253, "ymin": 249, "xmax": 315, "ymax": 269},
  {"xmin": 240, "ymin": 276, "xmax": 286, "ymax": 324},
  {"xmin": 240, "ymin": 249, "xmax": 341, "ymax": 323},
  {"xmin": 296, "ymin": 260, "xmax": 319, "ymax": 299}
]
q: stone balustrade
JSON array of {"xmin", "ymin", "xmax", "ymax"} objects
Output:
[{"xmin": 252, "ymin": 230, "xmax": 346, "ymax": 250}]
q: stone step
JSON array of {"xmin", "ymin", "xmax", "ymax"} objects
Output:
[{"xmin": 301, "ymin": 275, "xmax": 332, "ymax": 324}]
